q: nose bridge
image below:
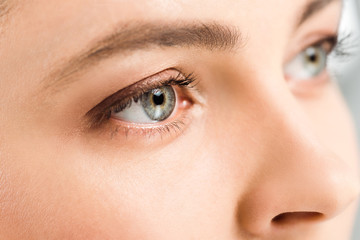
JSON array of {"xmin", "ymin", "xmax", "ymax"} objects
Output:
[{"xmin": 235, "ymin": 86, "xmax": 360, "ymax": 236}]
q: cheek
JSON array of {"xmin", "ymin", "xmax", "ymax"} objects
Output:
[
  {"xmin": 86, "ymin": 136, "xmax": 238, "ymax": 239},
  {"xmin": 0, "ymin": 129, "xmax": 232, "ymax": 239},
  {"xmin": 0, "ymin": 135, "xmax": 137, "ymax": 239}
]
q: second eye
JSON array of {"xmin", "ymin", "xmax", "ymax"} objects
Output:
[
  {"xmin": 111, "ymin": 86, "xmax": 176, "ymax": 123},
  {"xmin": 285, "ymin": 45, "xmax": 328, "ymax": 80}
]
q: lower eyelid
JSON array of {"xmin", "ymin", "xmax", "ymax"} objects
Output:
[
  {"xmin": 288, "ymin": 70, "xmax": 332, "ymax": 97},
  {"xmin": 106, "ymin": 110, "xmax": 192, "ymax": 144}
]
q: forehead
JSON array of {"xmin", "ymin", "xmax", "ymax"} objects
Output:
[
  {"xmin": 4, "ymin": 0, "xmax": 339, "ymax": 49},
  {"xmin": 9, "ymin": 0, "xmax": 307, "ymax": 26},
  {"xmin": 2, "ymin": 0, "xmax": 341, "ymax": 41},
  {"xmin": 3, "ymin": 0, "xmax": 306, "ymax": 58}
]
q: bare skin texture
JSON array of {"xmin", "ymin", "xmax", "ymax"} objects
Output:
[{"xmin": 0, "ymin": 0, "xmax": 359, "ymax": 239}]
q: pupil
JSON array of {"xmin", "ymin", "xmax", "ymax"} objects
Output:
[
  {"xmin": 152, "ymin": 92, "xmax": 165, "ymax": 106},
  {"xmin": 309, "ymin": 53, "xmax": 317, "ymax": 63}
]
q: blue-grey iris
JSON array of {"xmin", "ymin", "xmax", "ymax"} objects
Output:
[
  {"xmin": 302, "ymin": 46, "xmax": 327, "ymax": 77},
  {"xmin": 141, "ymin": 86, "xmax": 176, "ymax": 121}
]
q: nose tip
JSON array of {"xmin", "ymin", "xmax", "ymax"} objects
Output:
[
  {"xmin": 271, "ymin": 163, "xmax": 360, "ymax": 223},
  {"xmin": 236, "ymin": 149, "xmax": 360, "ymax": 236}
]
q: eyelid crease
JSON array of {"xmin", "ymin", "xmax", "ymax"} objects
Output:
[{"xmin": 84, "ymin": 69, "xmax": 197, "ymax": 129}]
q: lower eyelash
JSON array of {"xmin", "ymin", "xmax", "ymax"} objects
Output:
[{"xmin": 109, "ymin": 115, "xmax": 188, "ymax": 140}]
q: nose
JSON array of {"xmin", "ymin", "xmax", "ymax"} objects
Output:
[{"xmin": 235, "ymin": 97, "xmax": 360, "ymax": 236}]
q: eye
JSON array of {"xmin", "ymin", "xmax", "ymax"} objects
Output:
[
  {"xmin": 285, "ymin": 37, "xmax": 337, "ymax": 81},
  {"xmin": 111, "ymin": 86, "xmax": 176, "ymax": 123},
  {"xmin": 85, "ymin": 69, "xmax": 197, "ymax": 131},
  {"xmin": 285, "ymin": 45, "xmax": 328, "ymax": 80}
]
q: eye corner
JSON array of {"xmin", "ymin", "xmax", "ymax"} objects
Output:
[{"xmin": 84, "ymin": 108, "xmax": 111, "ymax": 130}]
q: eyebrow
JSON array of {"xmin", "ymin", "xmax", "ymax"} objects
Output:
[
  {"xmin": 298, "ymin": 0, "xmax": 340, "ymax": 26},
  {"xmin": 43, "ymin": 22, "xmax": 241, "ymax": 91}
]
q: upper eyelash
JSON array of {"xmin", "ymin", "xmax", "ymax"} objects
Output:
[
  {"xmin": 111, "ymin": 73, "xmax": 196, "ymax": 113},
  {"xmin": 85, "ymin": 71, "xmax": 197, "ymax": 128},
  {"xmin": 330, "ymin": 32, "xmax": 357, "ymax": 59},
  {"xmin": 304, "ymin": 33, "xmax": 353, "ymax": 60}
]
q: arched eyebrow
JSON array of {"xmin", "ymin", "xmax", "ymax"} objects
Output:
[
  {"xmin": 298, "ymin": 0, "xmax": 340, "ymax": 26},
  {"xmin": 43, "ymin": 22, "xmax": 242, "ymax": 91}
]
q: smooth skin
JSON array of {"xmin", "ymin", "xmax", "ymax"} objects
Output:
[{"xmin": 0, "ymin": 0, "xmax": 359, "ymax": 239}]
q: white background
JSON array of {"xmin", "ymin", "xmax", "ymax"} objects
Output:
[{"xmin": 339, "ymin": 0, "xmax": 360, "ymax": 239}]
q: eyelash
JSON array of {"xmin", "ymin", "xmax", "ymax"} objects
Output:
[
  {"xmin": 112, "ymin": 73, "xmax": 196, "ymax": 114},
  {"xmin": 312, "ymin": 33, "xmax": 355, "ymax": 82},
  {"xmin": 327, "ymin": 33, "xmax": 354, "ymax": 60},
  {"xmin": 110, "ymin": 116, "xmax": 189, "ymax": 139},
  {"xmin": 334, "ymin": 33, "xmax": 355, "ymax": 56}
]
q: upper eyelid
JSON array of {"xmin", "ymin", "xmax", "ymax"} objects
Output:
[
  {"xmin": 285, "ymin": 34, "xmax": 338, "ymax": 63},
  {"xmin": 310, "ymin": 36, "xmax": 337, "ymax": 50},
  {"xmin": 303, "ymin": 35, "xmax": 338, "ymax": 52},
  {"xmin": 296, "ymin": 36, "xmax": 338, "ymax": 57}
]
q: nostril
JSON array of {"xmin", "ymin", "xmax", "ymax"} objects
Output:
[{"xmin": 272, "ymin": 212, "xmax": 324, "ymax": 225}]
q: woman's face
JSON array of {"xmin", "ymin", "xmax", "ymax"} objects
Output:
[{"xmin": 0, "ymin": 0, "xmax": 359, "ymax": 239}]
